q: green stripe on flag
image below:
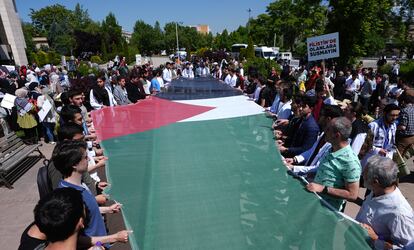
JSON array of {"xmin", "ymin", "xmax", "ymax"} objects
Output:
[{"xmin": 102, "ymin": 114, "xmax": 371, "ymax": 250}]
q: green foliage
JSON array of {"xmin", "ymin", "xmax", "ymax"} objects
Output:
[
  {"xmin": 22, "ymin": 22, "xmax": 36, "ymax": 53},
  {"xmin": 240, "ymin": 37, "xmax": 255, "ymax": 60},
  {"xmin": 327, "ymin": 0, "xmax": 393, "ymax": 66},
  {"xmin": 228, "ymin": 26, "xmax": 248, "ymax": 45},
  {"xmin": 35, "ymin": 50, "xmax": 48, "ymax": 66},
  {"xmin": 46, "ymin": 50, "xmax": 61, "ymax": 65},
  {"xmin": 77, "ymin": 62, "xmax": 99, "ymax": 77},
  {"xmin": 126, "ymin": 46, "xmax": 140, "ymax": 64},
  {"xmin": 29, "ymin": 4, "xmax": 73, "ymax": 35},
  {"xmin": 101, "ymin": 13, "xmax": 124, "ymax": 56},
  {"xmin": 90, "ymin": 55, "xmax": 102, "ymax": 64},
  {"xmin": 377, "ymin": 63, "xmax": 393, "ymax": 75},
  {"xmin": 196, "ymin": 47, "xmax": 210, "ymax": 58},
  {"xmin": 131, "ymin": 20, "xmax": 161, "ymax": 55},
  {"xmin": 244, "ymin": 57, "xmax": 280, "ymax": 78},
  {"xmin": 30, "ymin": 50, "xmax": 61, "ymax": 66},
  {"xmin": 400, "ymin": 60, "xmax": 414, "ymax": 81},
  {"xmin": 24, "ymin": 1, "xmax": 412, "ymax": 68},
  {"xmin": 213, "ymin": 29, "xmax": 231, "ymax": 50},
  {"xmin": 249, "ymin": 0, "xmax": 327, "ymax": 55}
]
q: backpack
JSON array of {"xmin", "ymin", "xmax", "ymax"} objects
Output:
[{"xmin": 37, "ymin": 160, "xmax": 52, "ymax": 199}]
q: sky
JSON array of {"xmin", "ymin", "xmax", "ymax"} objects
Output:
[{"xmin": 15, "ymin": 0, "xmax": 273, "ymax": 34}]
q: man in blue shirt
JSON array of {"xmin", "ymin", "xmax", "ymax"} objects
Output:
[
  {"xmin": 53, "ymin": 140, "xmax": 129, "ymax": 246},
  {"xmin": 150, "ymin": 69, "xmax": 161, "ymax": 93}
]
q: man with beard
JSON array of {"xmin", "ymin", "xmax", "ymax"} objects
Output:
[{"xmin": 126, "ymin": 71, "xmax": 146, "ymax": 103}]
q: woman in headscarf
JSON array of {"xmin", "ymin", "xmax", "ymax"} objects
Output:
[
  {"xmin": 28, "ymin": 82, "xmax": 42, "ymax": 100},
  {"xmin": 37, "ymin": 86, "xmax": 57, "ymax": 144},
  {"xmin": 14, "ymin": 88, "xmax": 38, "ymax": 143},
  {"xmin": 89, "ymin": 75, "xmax": 116, "ymax": 110}
]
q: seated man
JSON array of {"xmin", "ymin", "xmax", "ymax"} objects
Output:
[
  {"xmin": 284, "ymin": 105, "xmax": 343, "ymax": 175},
  {"xmin": 48, "ymin": 123, "xmax": 107, "ymax": 201},
  {"xmin": 369, "ymin": 103, "xmax": 400, "ymax": 158},
  {"xmin": 357, "ymin": 155, "xmax": 414, "ymax": 249},
  {"xmin": 60, "ymin": 105, "xmax": 100, "ymax": 154},
  {"xmin": 276, "ymin": 87, "xmax": 293, "ymax": 120},
  {"xmin": 279, "ymin": 95, "xmax": 319, "ymax": 157},
  {"xmin": 306, "ymin": 117, "xmax": 361, "ymax": 210},
  {"xmin": 53, "ymin": 140, "xmax": 130, "ymax": 246},
  {"xmin": 344, "ymin": 102, "xmax": 370, "ymax": 154}
]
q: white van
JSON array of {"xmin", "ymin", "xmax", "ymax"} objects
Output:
[
  {"xmin": 254, "ymin": 46, "xmax": 277, "ymax": 60},
  {"xmin": 276, "ymin": 52, "xmax": 292, "ymax": 61}
]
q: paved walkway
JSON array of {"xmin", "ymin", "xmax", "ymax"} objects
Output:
[
  {"xmin": 0, "ymin": 143, "xmax": 130, "ymax": 250},
  {"xmin": 0, "ymin": 142, "xmax": 413, "ymax": 250}
]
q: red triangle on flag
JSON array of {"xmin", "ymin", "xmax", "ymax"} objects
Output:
[{"xmin": 91, "ymin": 97, "xmax": 214, "ymax": 141}]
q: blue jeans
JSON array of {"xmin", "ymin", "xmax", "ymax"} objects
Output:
[{"xmin": 42, "ymin": 122, "xmax": 56, "ymax": 143}]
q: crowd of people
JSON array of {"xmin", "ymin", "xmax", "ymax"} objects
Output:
[
  {"xmin": 265, "ymin": 61, "xmax": 414, "ymax": 249},
  {"xmin": 0, "ymin": 54, "xmax": 411, "ymax": 249}
]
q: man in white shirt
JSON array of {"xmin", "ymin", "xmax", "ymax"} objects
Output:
[
  {"xmin": 276, "ymin": 87, "xmax": 293, "ymax": 120},
  {"xmin": 162, "ymin": 62, "xmax": 172, "ymax": 85},
  {"xmin": 239, "ymin": 63, "xmax": 244, "ymax": 77},
  {"xmin": 357, "ymin": 155, "xmax": 414, "ymax": 249},
  {"xmin": 182, "ymin": 63, "xmax": 194, "ymax": 79},
  {"xmin": 196, "ymin": 62, "xmax": 210, "ymax": 77},
  {"xmin": 345, "ymin": 72, "xmax": 360, "ymax": 100},
  {"xmin": 224, "ymin": 69, "xmax": 237, "ymax": 87}
]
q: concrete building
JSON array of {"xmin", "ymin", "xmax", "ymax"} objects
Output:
[
  {"xmin": 122, "ymin": 30, "xmax": 132, "ymax": 44},
  {"xmin": 0, "ymin": 0, "xmax": 27, "ymax": 65},
  {"xmin": 189, "ymin": 24, "xmax": 210, "ymax": 35},
  {"xmin": 32, "ymin": 37, "xmax": 49, "ymax": 50}
]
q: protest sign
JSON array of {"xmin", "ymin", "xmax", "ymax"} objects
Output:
[
  {"xmin": 1, "ymin": 93, "xmax": 16, "ymax": 109},
  {"xmin": 38, "ymin": 99, "xmax": 52, "ymax": 122},
  {"xmin": 307, "ymin": 32, "xmax": 339, "ymax": 61}
]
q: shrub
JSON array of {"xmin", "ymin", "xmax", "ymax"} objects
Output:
[
  {"xmin": 244, "ymin": 57, "xmax": 280, "ymax": 78},
  {"xmin": 46, "ymin": 50, "xmax": 61, "ymax": 65},
  {"xmin": 36, "ymin": 50, "xmax": 48, "ymax": 66},
  {"xmin": 77, "ymin": 61, "xmax": 99, "ymax": 77},
  {"xmin": 90, "ymin": 55, "xmax": 102, "ymax": 64},
  {"xmin": 196, "ymin": 47, "xmax": 210, "ymax": 58},
  {"xmin": 378, "ymin": 63, "xmax": 392, "ymax": 75},
  {"xmin": 400, "ymin": 60, "xmax": 414, "ymax": 82}
]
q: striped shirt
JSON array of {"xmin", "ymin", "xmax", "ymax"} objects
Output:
[{"xmin": 398, "ymin": 104, "xmax": 414, "ymax": 136}]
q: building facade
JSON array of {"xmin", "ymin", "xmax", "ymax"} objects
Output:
[
  {"xmin": 189, "ymin": 24, "xmax": 210, "ymax": 35},
  {"xmin": 0, "ymin": 0, "xmax": 27, "ymax": 65}
]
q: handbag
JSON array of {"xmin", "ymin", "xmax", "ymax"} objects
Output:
[{"xmin": 393, "ymin": 147, "xmax": 411, "ymax": 177}]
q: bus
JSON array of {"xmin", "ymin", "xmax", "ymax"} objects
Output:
[{"xmin": 231, "ymin": 44, "xmax": 248, "ymax": 59}]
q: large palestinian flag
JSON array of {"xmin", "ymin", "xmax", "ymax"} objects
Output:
[{"xmin": 92, "ymin": 78, "xmax": 371, "ymax": 250}]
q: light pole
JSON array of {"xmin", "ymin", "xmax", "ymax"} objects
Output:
[
  {"xmin": 175, "ymin": 22, "xmax": 179, "ymax": 55},
  {"xmin": 247, "ymin": 8, "xmax": 252, "ymax": 34}
]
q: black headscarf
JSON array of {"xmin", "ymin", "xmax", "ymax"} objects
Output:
[{"xmin": 92, "ymin": 82, "xmax": 110, "ymax": 106}]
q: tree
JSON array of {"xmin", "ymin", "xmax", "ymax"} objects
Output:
[
  {"xmin": 229, "ymin": 26, "xmax": 249, "ymax": 45},
  {"xmin": 48, "ymin": 19, "xmax": 75, "ymax": 55},
  {"xmin": 213, "ymin": 29, "xmax": 231, "ymax": 50},
  {"xmin": 101, "ymin": 13, "xmax": 124, "ymax": 59},
  {"xmin": 390, "ymin": 0, "xmax": 414, "ymax": 57},
  {"xmin": 131, "ymin": 20, "xmax": 157, "ymax": 55},
  {"xmin": 326, "ymin": 0, "xmax": 393, "ymax": 66},
  {"xmin": 266, "ymin": 0, "xmax": 326, "ymax": 52},
  {"xmin": 153, "ymin": 21, "xmax": 165, "ymax": 53},
  {"xmin": 72, "ymin": 3, "xmax": 91, "ymax": 30},
  {"xmin": 29, "ymin": 4, "xmax": 74, "ymax": 35},
  {"xmin": 164, "ymin": 22, "xmax": 179, "ymax": 53},
  {"xmin": 22, "ymin": 22, "xmax": 36, "ymax": 53}
]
